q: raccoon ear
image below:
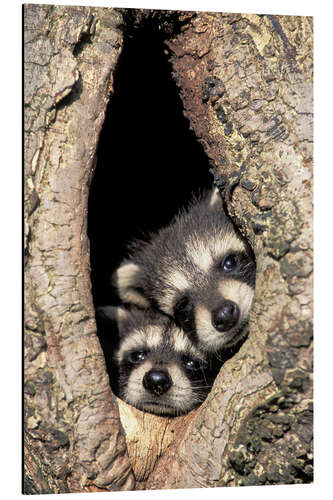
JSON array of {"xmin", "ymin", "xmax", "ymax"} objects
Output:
[
  {"xmin": 96, "ymin": 305, "xmax": 129, "ymax": 326},
  {"xmin": 112, "ymin": 262, "xmax": 150, "ymax": 309},
  {"xmin": 208, "ymin": 187, "xmax": 222, "ymax": 208}
]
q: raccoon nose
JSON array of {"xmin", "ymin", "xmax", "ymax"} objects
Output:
[
  {"xmin": 212, "ymin": 301, "xmax": 240, "ymax": 331},
  {"xmin": 143, "ymin": 369, "xmax": 173, "ymax": 396}
]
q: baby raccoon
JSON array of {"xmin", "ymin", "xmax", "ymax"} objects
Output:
[
  {"xmin": 97, "ymin": 305, "xmax": 216, "ymax": 416},
  {"xmin": 113, "ymin": 188, "xmax": 256, "ymax": 353}
]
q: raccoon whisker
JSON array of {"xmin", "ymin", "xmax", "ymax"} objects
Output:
[
  {"xmin": 198, "ymin": 367, "xmax": 211, "ymax": 387},
  {"xmin": 174, "ymin": 384, "xmax": 211, "ymax": 390},
  {"xmin": 172, "ymin": 392, "xmax": 207, "ymax": 403},
  {"xmin": 191, "ymin": 384, "xmax": 212, "ymax": 389},
  {"xmin": 215, "ymin": 352, "xmax": 225, "ymax": 363}
]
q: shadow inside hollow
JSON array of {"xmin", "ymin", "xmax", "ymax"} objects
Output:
[
  {"xmin": 88, "ymin": 17, "xmax": 212, "ymax": 309},
  {"xmin": 88, "ymin": 17, "xmax": 213, "ymax": 385}
]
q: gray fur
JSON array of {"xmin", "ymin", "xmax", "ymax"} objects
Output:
[
  {"xmin": 113, "ymin": 188, "xmax": 256, "ymax": 353},
  {"xmin": 99, "ymin": 305, "xmax": 215, "ymax": 416}
]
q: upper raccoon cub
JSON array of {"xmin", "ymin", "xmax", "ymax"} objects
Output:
[
  {"xmin": 113, "ymin": 188, "xmax": 256, "ymax": 353},
  {"xmin": 97, "ymin": 305, "xmax": 216, "ymax": 416}
]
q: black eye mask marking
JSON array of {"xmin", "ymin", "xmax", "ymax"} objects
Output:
[
  {"xmin": 181, "ymin": 355, "xmax": 204, "ymax": 371},
  {"xmin": 126, "ymin": 350, "xmax": 148, "ymax": 365},
  {"xmin": 174, "ymin": 295, "xmax": 195, "ymax": 334},
  {"xmin": 218, "ymin": 251, "xmax": 255, "ymax": 287},
  {"xmin": 221, "ymin": 253, "xmax": 238, "ymax": 272}
]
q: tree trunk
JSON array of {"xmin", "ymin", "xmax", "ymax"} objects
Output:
[
  {"xmin": 143, "ymin": 12, "xmax": 313, "ymax": 488},
  {"xmin": 24, "ymin": 6, "xmax": 313, "ymax": 493},
  {"xmin": 24, "ymin": 4, "xmax": 134, "ymax": 493}
]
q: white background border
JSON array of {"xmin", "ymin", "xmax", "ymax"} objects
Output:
[{"xmin": 2, "ymin": 0, "xmax": 330, "ymax": 498}]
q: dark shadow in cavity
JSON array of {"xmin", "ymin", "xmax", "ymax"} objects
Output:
[
  {"xmin": 88, "ymin": 17, "xmax": 212, "ymax": 310},
  {"xmin": 88, "ymin": 16, "xmax": 213, "ymax": 393}
]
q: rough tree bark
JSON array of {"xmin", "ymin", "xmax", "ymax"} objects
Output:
[
  {"xmin": 142, "ymin": 11, "xmax": 313, "ymax": 488},
  {"xmin": 24, "ymin": 4, "xmax": 134, "ymax": 493},
  {"xmin": 24, "ymin": 5, "xmax": 313, "ymax": 493}
]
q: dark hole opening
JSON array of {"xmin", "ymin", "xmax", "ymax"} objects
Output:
[
  {"xmin": 88, "ymin": 15, "xmax": 212, "ymax": 386},
  {"xmin": 88, "ymin": 17, "xmax": 212, "ymax": 309}
]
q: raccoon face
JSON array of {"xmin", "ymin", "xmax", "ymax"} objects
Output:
[
  {"xmin": 113, "ymin": 188, "xmax": 256, "ymax": 353},
  {"xmin": 98, "ymin": 306, "xmax": 212, "ymax": 416},
  {"xmin": 171, "ymin": 250, "xmax": 255, "ymax": 352}
]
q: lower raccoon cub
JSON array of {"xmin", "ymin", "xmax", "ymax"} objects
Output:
[{"xmin": 97, "ymin": 306, "xmax": 219, "ymax": 416}]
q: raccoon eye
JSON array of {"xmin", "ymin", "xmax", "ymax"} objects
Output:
[
  {"xmin": 175, "ymin": 296, "xmax": 189, "ymax": 313},
  {"xmin": 127, "ymin": 350, "xmax": 148, "ymax": 364},
  {"xmin": 182, "ymin": 356, "xmax": 202, "ymax": 371},
  {"xmin": 221, "ymin": 253, "xmax": 238, "ymax": 272}
]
